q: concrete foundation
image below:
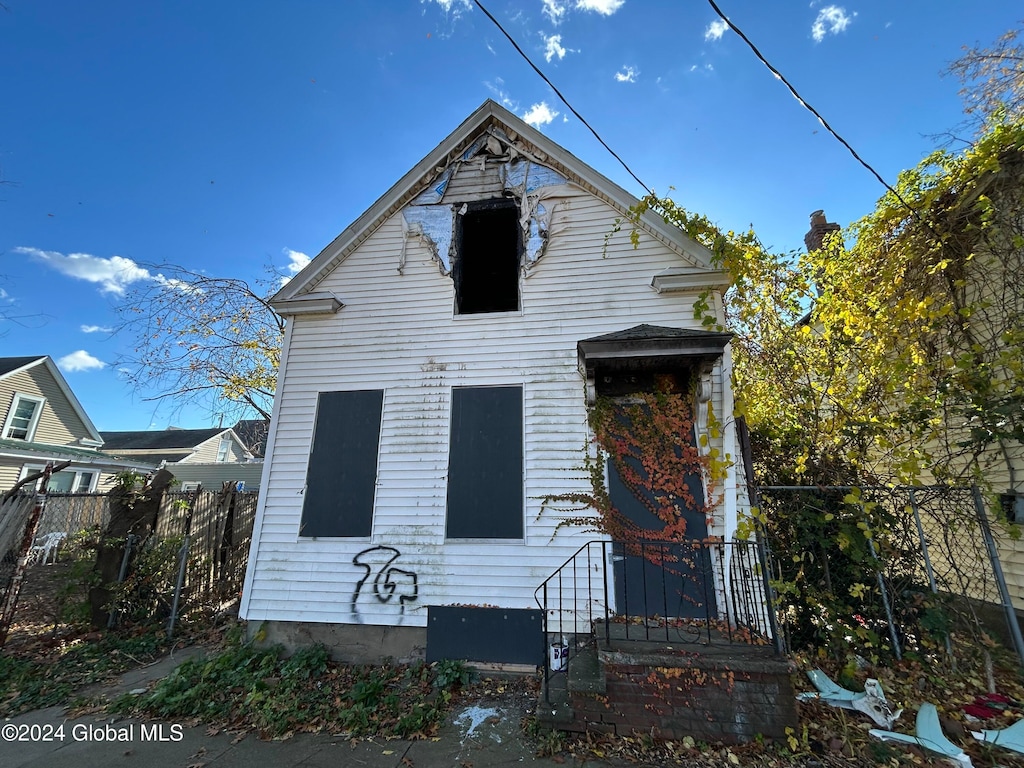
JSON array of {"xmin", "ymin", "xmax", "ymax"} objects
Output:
[{"xmin": 248, "ymin": 620, "xmax": 427, "ymax": 664}]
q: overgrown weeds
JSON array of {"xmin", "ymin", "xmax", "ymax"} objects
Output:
[
  {"xmin": 113, "ymin": 631, "xmax": 472, "ymax": 739},
  {"xmin": 0, "ymin": 630, "xmax": 171, "ymax": 716}
]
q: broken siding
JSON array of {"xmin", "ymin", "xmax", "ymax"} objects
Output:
[
  {"xmin": 244, "ymin": 189, "xmax": 732, "ymax": 629},
  {"xmin": 1, "ymin": 368, "xmax": 90, "ymax": 447}
]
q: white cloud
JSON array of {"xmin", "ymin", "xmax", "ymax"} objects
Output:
[
  {"xmin": 153, "ymin": 275, "xmax": 200, "ymax": 293},
  {"xmin": 57, "ymin": 350, "xmax": 106, "ymax": 373},
  {"xmin": 575, "ymin": 0, "xmax": 624, "ymax": 15},
  {"xmin": 17, "ymin": 247, "xmax": 198, "ymax": 295},
  {"xmin": 522, "ymin": 102, "xmax": 559, "ymax": 127},
  {"xmin": 812, "ymin": 5, "xmax": 855, "ymax": 42},
  {"xmin": 543, "ymin": 33, "xmax": 568, "ymax": 62},
  {"xmin": 541, "ymin": 0, "xmax": 622, "ymax": 25},
  {"xmin": 279, "ymin": 248, "xmax": 313, "ymax": 286},
  {"xmin": 421, "ymin": 0, "xmax": 472, "ymax": 17},
  {"xmin": 15, "ymin": 247, "xmax": 154, "ymax": 295},
  {"xmin": 688, "ymin": 63, "xmax": 714, "ymax": 74},
  {"xmin": 284, "ymin": 248, "xmax": 311, "ymax": 274},
  {"xmin": 615, "ymin": 65, "xmax": 639, "ymax": 83},
  {"xmin": 705, "ymin": 19, "xmax": 729, "ymax": 41},
  {"xmin": 542, "ymin": 0, "xmax": 568, "ymax": 24},
  {"xmin": 80, "ymin": 324, "xmax": 112, "ymax": 334},
  {"xmin": 485, "ymin": 78, "xmax": 518, "ymax": 110}
]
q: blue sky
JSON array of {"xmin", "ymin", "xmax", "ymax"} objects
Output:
[{"xmin": 1, "ymin": 0, "xmax": 1020, "ymax": 432}]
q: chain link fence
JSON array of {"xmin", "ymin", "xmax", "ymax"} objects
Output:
[
  {"xmin": 758, "ymin": 485, "xmax": 1023, "ymax": 664},
  {"xmin": 0, "ymin": 487, "xmax": 258, "ymax": 639}
]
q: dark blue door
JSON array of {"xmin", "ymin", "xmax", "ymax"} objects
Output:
[{"xmin": 606, "ymin": 399, "xmax": 717, "ymax": 621}]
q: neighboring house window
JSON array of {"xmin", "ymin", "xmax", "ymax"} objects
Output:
[
  {"xmin": 3, "ymin": 393, "xmax": 45, "ymax": 441},
  {"xmin": 73, "ymin": 472, "xmax": 96, "ymax": 493},
  {"xmin": 216, "ymin": 435, "xmax": 232, "ymax": 462},
  {"xmin": 20, "ymin": 465, "xmax": 96, "ymax": 493},
  {"xmin": 454, "ymin": 199, "xmax": 521, "ymax": 314},
  {"xmin": 1001, "ymin": 492, "xmax": 1024, "ymax": 524},
  {"xmin": 299, "ymin": 390, "xmax": 384, "ymax": 538},
  {"xmin": 446, "ymin": 386, "xmax": 523, "ymax": 539}
]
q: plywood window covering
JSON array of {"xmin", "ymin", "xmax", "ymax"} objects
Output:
[
  {"xmin": 446, "ymin": 386, "xmax": 523, "ymax": 539},
  {"xmin": 299, "ymin": 389, "xmax": 384, "ymax": 538}
]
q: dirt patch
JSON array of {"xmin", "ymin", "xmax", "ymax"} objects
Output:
[{"xmin": 3, "ymin": 560, "xmax": 88, "ymax": 649}]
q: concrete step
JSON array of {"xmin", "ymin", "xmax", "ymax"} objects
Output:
[{"xmin": 566, "ymin": 642, "xmax": 605, "ymax": 694}]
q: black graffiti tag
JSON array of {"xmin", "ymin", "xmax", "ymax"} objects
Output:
[{"xmin": 351, "ymin": 546, "xmax": 419, "ymax": 618}]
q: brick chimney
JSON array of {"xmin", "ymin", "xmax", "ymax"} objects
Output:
[{"xmin": 804, "ymin": 209, "xmax": 840, "ymax": 252}]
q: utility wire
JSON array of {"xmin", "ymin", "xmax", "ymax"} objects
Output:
[
  {"xmin": 472, "ymin": 0, "xmax": 654, "ymax": 197},
  {"xmin": 706, "ymin": 0, "xmax": 925, "ymax": 224}
]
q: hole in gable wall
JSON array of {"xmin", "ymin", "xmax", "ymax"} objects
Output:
[{"xmin": 454, "ymin": 199, "xmax": 521, "ymax": 314}]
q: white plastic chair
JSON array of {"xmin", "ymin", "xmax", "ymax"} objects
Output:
[{"xmin": 30, "ymin": 531, "xmax": 67, "ymax": 565}]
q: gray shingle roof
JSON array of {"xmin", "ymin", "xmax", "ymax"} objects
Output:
[
  {"xmin": 0, "ymin": 356, "xmax": 46, "ymax": 377},
  {"xmin": 0, "ymin": 438, "xmax": 157, "ymax": 469},
  {"xmin": 99, "ymin": 428, "xmax": 225, "ymax": 451}
]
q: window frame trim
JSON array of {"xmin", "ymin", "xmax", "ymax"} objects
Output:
[
  {"xmin": 216, "ymin": 435, "xmax": 232, "ymax": 463},
  {"xmin": 19, "ymin": 463, "xmax": 99, "ymax": 493},
  {"xmin": 3, "ymin": 392, "xmax": 46, "ymax": 442},
  {"xmin": 452, "ymin": 198, "xmax": 524, "ymax": 316}
]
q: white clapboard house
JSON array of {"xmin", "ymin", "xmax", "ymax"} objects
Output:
[{"xmin": 240, "ymin": 101, "xmax": 747, "ymax": 664}]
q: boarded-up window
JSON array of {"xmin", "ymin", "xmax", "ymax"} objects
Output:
[
  {"xmin": 446, "ymin": 386, "xmax": 523, "ymax": 539},
  {"xmin": 300, "ymin": 390, "xmax": 384, "ymax": 538}
]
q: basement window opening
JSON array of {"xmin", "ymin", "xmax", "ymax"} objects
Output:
[{"xmin": 455, "ymin": 199, "xmax": 521, "ymax": 314}]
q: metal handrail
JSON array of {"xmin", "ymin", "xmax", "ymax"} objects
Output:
[{"xmin": 534, "ymin": 537, "xmax": 779, "ymax": 702}]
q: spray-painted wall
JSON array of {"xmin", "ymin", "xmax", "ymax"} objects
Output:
[{"xmin": 241, "ymin": 128, "xmax": 740, "ymax": 635}]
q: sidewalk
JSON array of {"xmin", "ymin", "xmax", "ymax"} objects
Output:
[{"xmin": 2, "ymin": 649, "xmax": 584, "ymax": 768}]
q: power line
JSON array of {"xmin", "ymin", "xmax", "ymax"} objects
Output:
[
  {"xmin": 471, "ymin": 0, "xmax": 653, "ymax": 196},
  {"xmin": 705, "ymin": 0, "xmax": 923, "ymax": 222}
]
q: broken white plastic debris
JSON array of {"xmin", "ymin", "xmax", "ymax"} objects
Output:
[
  {"xmin": 972, "ymin": 717, "xmax": 1024, "ymax": 755},
  {"xmin": 796, "ymin": 668, "xmax": 902, "ymax": 728},
  {"xmin": 870, "ymin": 703, "xmax": 973, "ymax": 768}
]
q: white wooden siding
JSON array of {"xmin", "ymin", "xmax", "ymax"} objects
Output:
[{"xmin": 243, "ymin": 180, "xmax": 735, "ymax": 628}]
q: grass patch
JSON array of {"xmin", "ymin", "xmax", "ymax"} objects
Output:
[
  {"xmin": 113, "ymin": 635, "xmax": 471, "ymax": 739},
  {"xmin": 0, "ymin": 631, "xmax": 171, "ymax": 717}
]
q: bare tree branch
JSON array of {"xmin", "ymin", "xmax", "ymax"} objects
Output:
[
  {"xmin": 113, "ymin": 263, "xmax": 285, "ymax": 423},
  {"xmin": 946, "ymin": 20, "xmax": 1024, "ymax": 132}
]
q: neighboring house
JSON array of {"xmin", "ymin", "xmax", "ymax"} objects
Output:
[
  {"xmin": 99, "ymin": 427, "xmax": 259, "ymax": 491},
  {"xmin": 231, "ymin": 419, "xmax": 269, "ymax": 458},
  {"xmin": 805, "ymin": 202, "xmax": 1024, "ymax": 612},
  {"xmin": 239, "ymin": 101, "xmax": 746, "ymax": 663},
  {"xmin": 0, "ymin": 356, "xmax": 153, "ymax": 493}
]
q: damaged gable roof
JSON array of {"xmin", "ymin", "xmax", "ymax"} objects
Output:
[{"xmin": 274, "ymin": 99, "xmax": 719, "ymax": 308}]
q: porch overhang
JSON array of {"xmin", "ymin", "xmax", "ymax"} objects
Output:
[{"xmin": 577, "ymin": 324, "xmax": 733, "ymax": 403}]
